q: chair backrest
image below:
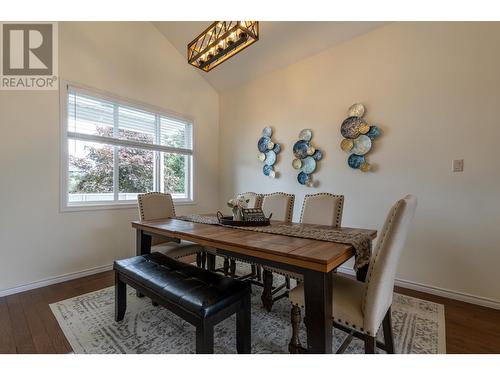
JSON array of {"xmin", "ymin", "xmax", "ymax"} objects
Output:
[
  {"xmin": 261, "ymin": 192, "xmax": 295, "ymax": 223},
  {"xmin": 362, "ymin": 195, "xmax": 417, "ymax": 335},
  {"xmin": 238, "ymin": 192, "xmax": 263, "ymax": 209},
  {"xmin": 299, "ymin": 193, "xmax": 344, "ymax": 227},
  {"xmin": 137, "ymin": 192, "xmax": 176, "ymax": 221}
]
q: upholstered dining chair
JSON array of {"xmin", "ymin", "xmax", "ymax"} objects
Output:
[
  {"xmin": 226, "ymin": 192, "xmax": 294, "ymax": 283},
  {"xmin": 137, "ymin": 192, "xmax": 206, "ymax": 266},
  {"xmin": 223, "ymin": 192, "xmax": 264, "ymax": 278},
  {"xmin": 238, "ymin": 191, "xmax": 263, "ymax": 209},
  {"xmin": 258, "ymin": 192, "xmax": 296, "ymax": 310},
  {"xmin": 300, "ymin": 193, "xmax": 344, "ymax": 227},
  {"xmin": 261, "ymin": 192, "xmax": 295, "ymax": 222},
  {"xmin": 261, "ymin": 193, "xmax": 344, "ymax": 311},
  {"xmin": 288, "ymin": 195, "xmax": 417, "ymax": 354}
]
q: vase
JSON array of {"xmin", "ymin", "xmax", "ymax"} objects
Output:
[{"xmin": 232, "ymin": 207, "xmax": 243, "ymax": 221}]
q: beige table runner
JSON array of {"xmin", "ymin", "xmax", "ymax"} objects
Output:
[{"xmin": 174, "ymin": 214, "xmax": 372, "ymax": 270}]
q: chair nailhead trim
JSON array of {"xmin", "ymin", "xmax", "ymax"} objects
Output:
[
  {"xmin": 261, "ymin": 192, "xmax": 295, "ymax": 223},
  {"xmin": 299, "ymin": 193, "xmax": 344, "ymax": 227},
  {"xmin": 138, "ymin": 192, "xmax": 176, "ymax": 221},
  {"xmin": 362, "ymin": 199, "xmax": 404, "ymax": 313}
]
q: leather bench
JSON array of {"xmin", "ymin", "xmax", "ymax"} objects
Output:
[{"xmin": 113, "ymin": 252, "xmax": 252, "ymax": 354}]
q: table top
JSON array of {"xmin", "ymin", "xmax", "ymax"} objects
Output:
[{"xmin": 132, "ymin": 218, "xmax": 377, "ymax": 273}]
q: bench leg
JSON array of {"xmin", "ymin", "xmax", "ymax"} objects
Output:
[
  {"xmin": 196, "ymin": 322, "xmax": 214, "ymax": 354},
  {"xmin": 237, "ymin": 294, "xmax": 251, "ymax": 354},
  {"xmin": 115, "ymin": 273, "xmax": 127, "ymax": 322}
]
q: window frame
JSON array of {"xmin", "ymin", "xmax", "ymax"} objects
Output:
[{"xmin": 59, "ymin": 81, "xmax": 196, "ymax": 212}]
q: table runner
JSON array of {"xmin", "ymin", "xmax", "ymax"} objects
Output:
[{"xmin": 174, "ymin": 215, "xmax": 372, "ymax": 270}]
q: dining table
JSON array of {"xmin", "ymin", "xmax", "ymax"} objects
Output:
[{"xmin": 131, "ymin": 217, "xmax": 377, "ymax": 354}]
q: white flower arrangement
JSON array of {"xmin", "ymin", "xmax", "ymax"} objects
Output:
[
  {"xmin": 227, "ymin": 196, "xmax": 249, "ymax": 209},
  {"xmin": 227, "ymin": 195, "xmax": 250, "ymax": 220}
]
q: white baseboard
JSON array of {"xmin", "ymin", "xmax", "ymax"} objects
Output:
[
  {"xmin": 0, "ymin": 264, "xmax": 113, "ymax": 298},
  {"xmin": 2, "ymin": 263, "xmax": 499, "ymax": 311},
  {"xmin": 338, "ymin": 266, "xmax": 500, "ymax": 310}
]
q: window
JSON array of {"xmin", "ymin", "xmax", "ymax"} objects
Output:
[{"xmin": 61, "ymin": 83, "xmax": 194, "ymax": 210}]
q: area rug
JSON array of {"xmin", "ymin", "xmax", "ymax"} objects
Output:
[{"xmin": 50, "ymin": 267, "xmax": 446, "ymax": 354}]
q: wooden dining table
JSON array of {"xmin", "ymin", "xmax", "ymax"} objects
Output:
[{"xmin": 131, "ymin": 218, "xmax": 377, "ymax": 354}]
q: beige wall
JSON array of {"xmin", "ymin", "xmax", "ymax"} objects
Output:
[
  {"xmin": 0, "ymin": 22, "xmax": 219, "ymax": 292},
  {"xmin": 219, "ymin": 22, "xmax": 500, "ymax": 304}
]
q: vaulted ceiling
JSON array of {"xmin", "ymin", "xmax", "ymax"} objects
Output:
[{"xmin": 153, "ymin": 21, "xmax": 387, "ymax": 92}]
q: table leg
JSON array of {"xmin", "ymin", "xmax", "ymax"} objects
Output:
[
  {"xmin": 261, "ymin": 269, "xmax": 274, "ymax": 312},
  {"xmin": 303, "ymin": 269, "xmax": 333, "ymax": 353},
  {"xmin": 136, "ymin": 229, "xmax": 151, "ymax": 297},
  {"xmin": 136, "ymin": 229, "xmax": 152, "ymax": 256}
]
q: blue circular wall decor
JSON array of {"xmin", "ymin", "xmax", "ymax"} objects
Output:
[
  {"xmin": 292, "ymin": 129, "xmax": 322, "ymax": 187},
  {"xmin": 257, "ymin": 127, "xmax": 281, "ymax": 178}
]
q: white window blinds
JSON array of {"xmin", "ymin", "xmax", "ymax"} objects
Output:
[{"xmin": 67, "ymin": 87, "xmax": 193, "ymax": 155}]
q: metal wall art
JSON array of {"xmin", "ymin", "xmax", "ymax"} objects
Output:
[
  {"xmin": 258, "ymin": 127, "xmax": 281, "ymax": 178},
  {"xmin": 292, "ymin": 129, "xmax": 323, "ymax": 187},
  {"xmin": 340, "ymin": 103, "xmax": 381, "ymax": 172}
]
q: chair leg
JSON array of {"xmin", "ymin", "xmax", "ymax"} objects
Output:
[
  {"xmin": 196, "ymin": 253, "xmax": 202, "ymax": 267},
  {"xmin": 206, "ymin": 253, "xmax": 216, "ymax": 272},
  {"xmin": 261, "ymin": 269, "xmax": 274, "ymax": 311},
  {"xmin": 230, "ymin": 260, "xmax": 236, "ymax": 277},
  {"xmin": 256, "ymin": 266, "xmax": 262, "ymax": 282},
  {"xmin": 201, "ymin": 252, "xmax": 207, "ymax": 269},
  {"xmin": 288, "ymin": 304, "xmax": 306, "ymax": 353},
  {"xmin": 364, "ymin": 335, "xmax": 376, "ymax": 354},
  {"xmin": 236, "ymin": 294, "xmax": 251, "ymax": 354},
  {"xmin": 196, "ymin": 322, "xmax": 214, "ymax": 354},
  {"xmin": 356, "ymin": 264, "xmax": 369, "ymax": 282},
  {"xmin": 223, "ymin": 257, "xmax": 229, "ymax": 276},
  {"xmin": 382, "ymin": 307, "xmax": 395, "ymax": 354},
  {"xmin": 285, "ymin": 276, "xmax": 291, "ymax": 290},
  {"xmin": 115, "ymin": 273, "xmax": 127, "ymax": 322}
]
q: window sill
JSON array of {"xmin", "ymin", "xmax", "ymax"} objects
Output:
[{"xmin": 60, "ymin": 199, "xmax": 197, "ymax": 213}]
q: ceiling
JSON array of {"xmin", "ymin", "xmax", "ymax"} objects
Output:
[{"xmin": 153, "ymin": 22, "xmax": 387, "ymax": 92}]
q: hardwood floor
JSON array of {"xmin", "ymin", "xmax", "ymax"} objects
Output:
[{"xmin": 1, "ymin": 269, "xmax": 499, "ymax": 354}]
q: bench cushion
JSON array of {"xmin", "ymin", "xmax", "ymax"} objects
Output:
[{"xmin": 114, "ymin": 252, "xmax": 250, "ymax": 319}]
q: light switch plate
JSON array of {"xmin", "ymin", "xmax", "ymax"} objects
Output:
[{"xmin": 453, "ymin": 159, "xmax": 464, "ymax": 172}]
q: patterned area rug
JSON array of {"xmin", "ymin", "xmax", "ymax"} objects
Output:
[{"xmin": 50, "ymin": 267, "xmax": 446, "ymax": 354}]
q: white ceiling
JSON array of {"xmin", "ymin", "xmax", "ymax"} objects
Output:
[{"xmin": 153, "ymin": 21, "xmax": 387, "ymax": 92}]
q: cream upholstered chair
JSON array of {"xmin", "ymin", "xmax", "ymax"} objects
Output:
[
  {"xmin": 238, "ymin": 192, "xmax": 263, "ymax": 209},
  {"xmin": 223, "ymin": 192, "xmax": 264, "ymax": 278},
  {"xmin": 288, "ymin": 195, "xmax": 417, "ymax": 354},
  {"xmin": 258, "ymin": 192, "xmax": 295, "ymax": 310},
  {"xmin": 261, "ymin": 192, "xmax": 294, "ymax": 222},
  {"xmin": 137, "ymin": 192, "xmax": 205, "ymax": 264},
  {"xmin": 300, "ymin": 193, "xmax": 344, "ymax": 227},
  {"xmin": 228, "ymin": 191, "xmax": 262, "ymax": 281},
  {"xmin": 261, "ymin": 193, "xmax": 344, "ymax": 311}
]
